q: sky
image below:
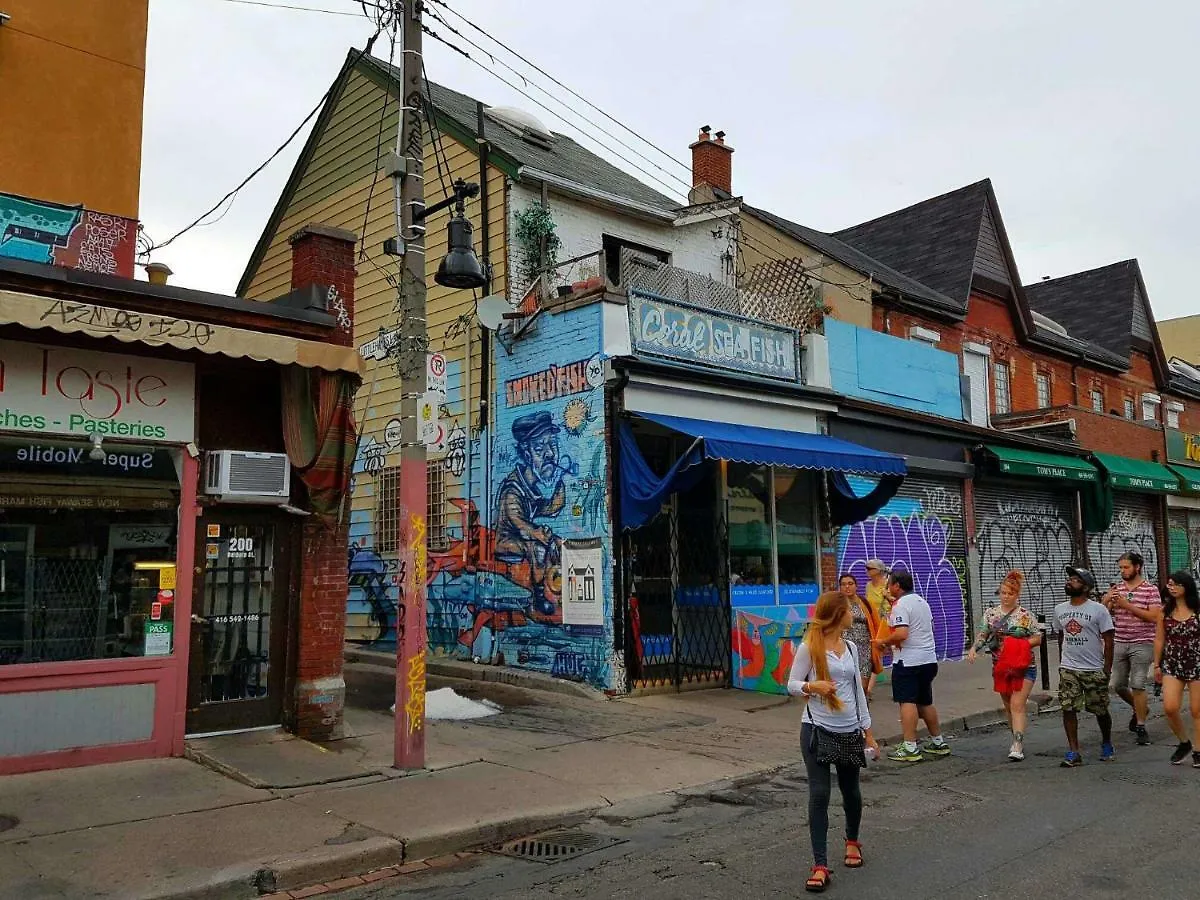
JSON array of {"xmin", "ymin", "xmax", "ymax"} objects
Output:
[{"xmin": 141, "ymin": 0, "xmax": 1200, "ymax": 320}]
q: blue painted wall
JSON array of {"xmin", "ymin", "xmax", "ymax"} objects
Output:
[{"xmin": 825, "ymin": 319, "xmax": 963, "ymax": 420}]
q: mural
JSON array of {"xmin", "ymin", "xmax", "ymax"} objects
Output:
[
  {"xmin": 837, "ymin": 477, "xmax": 967, "ymax": 660},
  {"xmin": 0, "ymin": 191, "xmax": 137, "ymax": 277},
  {"xmin": 731, "ymin": 605, "xmax": 811, "ymax": 694},
  {"xmin": 975, "ymin": 496, "xmax": 1076, "ymax": 618}
]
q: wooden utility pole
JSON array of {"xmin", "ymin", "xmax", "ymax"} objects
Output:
[{"xmin": 393, "ymin": 0, "xmax": 428, "ymax": 770}]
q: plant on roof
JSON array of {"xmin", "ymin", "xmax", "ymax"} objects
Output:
[{"xmin": 514, "ymin": 201, "xmax": 562, "ymax": 289}]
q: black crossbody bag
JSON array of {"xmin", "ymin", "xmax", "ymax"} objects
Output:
[{"xmin": 805, "ymin": 642, "xmax": 867, "ymax": 768}]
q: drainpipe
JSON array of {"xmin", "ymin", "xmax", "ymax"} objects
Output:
[
  {"xmin": 475, "ymin": 101, "xmax": 497, "ymax": 664},
  {"xmin": 609, "ymin": 368, "xmax": 630, "ymax": 692}
]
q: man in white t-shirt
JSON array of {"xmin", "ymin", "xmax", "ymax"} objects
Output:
[
  {"xmin": 874, "ymin": 570, "xmax": 949, "ymax": 762},
  {"xmin": 1055, "ymin": 565, "xmax": 1115, "ymax": 767}
]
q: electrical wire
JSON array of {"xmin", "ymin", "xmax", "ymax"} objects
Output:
[
  {"xmin": 214, "ymin": 0, "xmax": 362, "ymax": 16},
  {"xmin": 421, "ymin": 58, "xmax": 456, "ymax": 203},
  {"xmin": 359, "ymin": 24, "xmax": 399, "ymax": 259}
]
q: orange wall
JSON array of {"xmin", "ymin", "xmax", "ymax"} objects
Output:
[{"xmin": 0, "ymin": 0, "xmax": 149, "ymax": 218}]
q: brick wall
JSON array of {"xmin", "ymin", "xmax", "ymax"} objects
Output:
[{"xmin": 289, "ymin": 222, "xmax": 357, "ymax": 741}]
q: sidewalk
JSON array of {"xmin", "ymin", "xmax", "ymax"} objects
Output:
[{"xmin": 0, "ymin": 659, "xmax": 1049, "ymax": 900}]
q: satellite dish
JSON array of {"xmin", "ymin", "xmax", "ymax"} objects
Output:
[{"xmin": 477, "ymin": 294, "xmax": 509, "ymax": 331}]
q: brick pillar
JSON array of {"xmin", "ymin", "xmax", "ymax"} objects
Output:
[{"xmin": 288, "ymin": 222, "xmax": 358, "ymax": 741}]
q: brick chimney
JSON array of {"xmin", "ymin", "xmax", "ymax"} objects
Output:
[
  {"xmin": 288, "ymin": 223, "xmax": 357, "ymax": 347},
  {"xmin": 690, "ymin": 125, "xmax": 734, "ymax": 198}
]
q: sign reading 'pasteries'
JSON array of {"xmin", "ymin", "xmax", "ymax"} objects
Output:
[
  {"xmin": 0, "ymin": 338, "xmax": 196, "ymax": 442},
  {"xmin": 628, "ymin": 291, "xmax": 800, "ymax": 382}
]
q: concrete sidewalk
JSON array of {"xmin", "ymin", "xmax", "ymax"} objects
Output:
[{"xmin": 0, "ymin": 660, "xmax": 1050, "ymax": 900}]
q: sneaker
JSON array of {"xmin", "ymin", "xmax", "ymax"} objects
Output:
[
  {"xmin": 1008, "ymin": 743, "xmax": 1025, "ymax": 762},
  {"xmin": 1136, "ymin": 725, "xmax": 1150, "ymax": 746},
  {"xmin": 886, "ymin": 744, "xmax": 924, "ymax": 762},
  {"xmin": 1101, "ymin": 742, "xmax": 1116, "ymax": 761},
  {"xmin": 1060, "ymin": 751, "xmax": 1083, "ymax": 767},
  {"xmin": 1129, "ymin": 713, "xmax": 1138, "ymax": 733},
  {"xmin": 922, "ymin": 740, "xmax": 952, "ymax": 758},
  {"xmin": 1170, "ymin": 741, "xmax": 1192, "ymax": 765},
  {"xmin": 1193, "ymin": 752, "xmax": 1200, "ymax": 769}
]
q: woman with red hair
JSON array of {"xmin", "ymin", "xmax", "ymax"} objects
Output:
[{"xmin": 968, "ymin": 570, "xmax": 1042, "ymax": 761}]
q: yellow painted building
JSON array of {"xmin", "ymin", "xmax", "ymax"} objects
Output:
[
  {"xmin": 0, "ymin": 0, "xmax": 148, "ymax": 218},
  {"xmin": 1159, "ymin": 315, "xmax": 1200, "ymax": 365}
]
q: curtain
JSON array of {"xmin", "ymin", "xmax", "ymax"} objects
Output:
[
  {"xmin": 618, "ymin": 420, "xmax": 704, "ymax": 531},
  {"xmin": 281, "ymin": 366, "xmax": 359, "ymax": 521},
  {"xmin": 825, "ymin": 471, "xmax": 905, "ymax": 527}
]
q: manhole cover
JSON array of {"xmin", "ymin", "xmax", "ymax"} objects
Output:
[
  {"xmin": 490, "ymin": 829, "xmax": 624, "ymax": 863},
  {"xmin": 0, "ymin": 815, "xmax": 18, "ymax": 833}
]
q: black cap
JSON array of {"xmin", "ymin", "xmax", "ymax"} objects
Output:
[{"xmin": 1065, "ymin": 565, "xmax": 1097, "ymax": 590}]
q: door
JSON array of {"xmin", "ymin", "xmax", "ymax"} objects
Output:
[
  {"xmin": 186, "ymin": 510, "xmax": 292, "ymax": 735},
  {"xmin": 963, "ymin": 349, "xmax": 990, "ymax": 427}
]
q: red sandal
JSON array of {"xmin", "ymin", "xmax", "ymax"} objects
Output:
[
  {"xmin": 805, "ymin": 865, "xmax": 831, "ymax": 892},
  {"xmin": 844, "ymin": 839, "xmax": 864, "ymax": 868}
]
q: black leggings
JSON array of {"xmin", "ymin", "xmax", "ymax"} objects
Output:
[{"xmin": 800, "ymin": 723, "xmax": 863, "ymax": 867}]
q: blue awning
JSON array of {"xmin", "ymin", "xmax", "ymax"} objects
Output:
[{"xmin": 641, "ymin": 413, "xmax": 907, "ymax": 476}]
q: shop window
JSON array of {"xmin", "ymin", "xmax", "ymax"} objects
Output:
[
  {"xmin": 993, "ymin": 362, "xmax": 1011, "ymax": 414},
  {"xmin": 1035, "ymin": 371, "xmax": 1051, "ymax": 408},
  {"xmin": 374, "ymin": 466, "xmax": 447, "ymax": 553},
  {"xmin": 0, "ymin": 511, "xmax": 177, "ymax": 666},
  {"xmin": 1091, "ymin": 388, "xmax": 1104, "ymax": 413},
  {"xmin": 774, "ymin": 470, "xmax": 818, "ymax": 585},
  {"xmin": 726, "ymin": 463, "xmax": 818, "ymax": 599},
  {"xmin": 727, "ymin": 463, "xmax": 773, "ymax": 588},
  {"xmin": 1124, "ymin": 397, "xmax": 1136, "ymax": 419}
]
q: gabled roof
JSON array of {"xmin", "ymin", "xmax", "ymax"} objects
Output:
[
  {"xmin": 1024, "ymin": 261, "xmax": 1141, "ymax": 360},
  {"xmin": 832, "ymin": 180, "xmax": 996, "ymax": 311},
  {"xmin": 742, "ymin": 204, "xmax": 961, "ymax": 314}
]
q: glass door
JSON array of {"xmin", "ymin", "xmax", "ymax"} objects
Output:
[{"xmin": 186, "ymin": 512, "xmax": 291, "ymax": 734}]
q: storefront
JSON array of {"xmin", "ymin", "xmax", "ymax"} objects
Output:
[
  {"xmin": 1086, "ymin": 452, "xmax": 1176, "ymax": 584},
  {"xmin": 0, "ymin": 240, "xmax": 360, "ymax": 772},
  {"xmin": 1164, "ymin": 429, "xmax": 1200, "ymax": 578},
  {"xmin": 973, "ymin": 445, "xmax": 1097, "ymax": 620}
]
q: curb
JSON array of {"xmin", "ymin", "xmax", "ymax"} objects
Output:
[{"xmin": 344, "ymin": 648, "xmax": 606, "ymax": 702}]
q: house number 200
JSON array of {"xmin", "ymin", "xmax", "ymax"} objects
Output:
[{"xmin": 229, "ymin": 537, "xmax": 254, "ymax": 553}]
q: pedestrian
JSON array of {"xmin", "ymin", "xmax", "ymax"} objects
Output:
[
  {"xmin": 1100, "ymin": 551, "xmax": 1162, "ymax": 745},
  {"xmin": 967, "ymin": 570, "xmax": 1042, "ymax": 761},
  {"xmin": 1055, "ymin": 566, "xmax": 1115, "ymax": 767},
  {"xmin": 874, "ymin": 570, "xmax": 950, "ymax": 761},
  {"xmin": 863, "ymin": 559, "xmax": 892, "ymax": 640},
  {"xmin": 788, "ymin": 591, "xmax": 880, "ymax": 893},
  {"xmin": 839, "ymin": 573, "xmax": 884, "ymax": 700},
  {"xmin": 1152, "ymin": 571, "xmax": 1200, "ymax": 766}
]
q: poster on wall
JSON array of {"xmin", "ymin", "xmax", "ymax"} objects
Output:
[{"xmin": 561, "ymin": 539, "xmax": 603, "ymax": 627}]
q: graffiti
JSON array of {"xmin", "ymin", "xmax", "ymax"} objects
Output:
[
  {"xmin": 347, "ymin": 543, "xmax": 403, "ymax": 645},
  {"xmin": 444, "ymin": 421, "xmax": 467, "ymax": 477},
  {"xmin": 578, "ymin": 445, "xmax": 607, "ymax": 532},
  {"xmin": 36, "ymin": 300, "xmax": 215, "ymax": 346},
  {"xmin": 552, "ymin": 650, "xmax": 587, "ymax": 679},
  {"xmin": 976, "ymin": 500, "xmax": 1076, "ymax": 618},
  {"xmin": 1087, "ymin": 506, "xmax": 1159, "ymax": 584},
  {"xmin": 920, "ymin": 485, "xmax": 962, "ymax": 520},
  {"xmin": 731, "ymin": 607, "xmax": 809, "ymax": 694},
  {"xmin": 562, "ymin": 398, "xmax": 593, "ymax": 436},
  {"xmin": 505, "ymin": 355, "xmax": 601, "ymax": 408},
  {"xmin": 404, "ymin": 649, "xmax": 426, "ymax": 735},
  {"xmin": 837, "ymin": 479, "xmax": 967, "ymax": 660},
  {"xmin": 410, "ymin": 513, "xmax": 427, "ymax": 594},
  {"xmin": 361, "ymin": 438, "xmax": 386, "ymax": 476},
  {"xmin": 359, "ymin": 328, "xmax": 401, "ymax": 361},
  {"xmin": 328, "ymin": 285, "xmax": 351, "ymax": 332},
  {"xmin": 384, "ymin": 418, "xmax": 403, "ymax": 452},
  {"xmin": 0, "ymin": 192, "xmax": 137, "ymax": 277}
]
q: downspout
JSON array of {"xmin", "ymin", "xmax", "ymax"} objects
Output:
[
  {"xmin": 608, "ymin": 367, "xmax": 630, "ymax": 692},
  {"xmin": 476, "ymin": 101, "xmax": 495, "ymax": 662}
]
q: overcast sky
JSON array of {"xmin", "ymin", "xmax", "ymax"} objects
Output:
[{"xmin": 141, "ymin": 0, "xmax": 1199, "ymax": 320}]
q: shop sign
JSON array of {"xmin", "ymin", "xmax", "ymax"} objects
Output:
[
  {"xmin": 1166, "ymin": 428, "xmax": 1200, "ymax": 465},
  {"xmin": 629, "ymin": 291, "xmax": 800, "ymax": 382},
  {"xmin": 0, "ymin": 338, "xmax": 195, "ymax": 442},
  {"xmin": 0, "ymin": 437, "xmax": 177, "ymax": 479}
]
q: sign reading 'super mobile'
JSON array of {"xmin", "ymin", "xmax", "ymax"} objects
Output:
[{"xmin": 0, "ymin": 339, "xmax": 195, "ymax": 442}]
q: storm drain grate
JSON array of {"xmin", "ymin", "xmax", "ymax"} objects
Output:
[
  {"xmin": 0, "ymin": 815, "xmax": 18, "ymax": 834},
  {"xmin": 490, "ymin": 829, "xmax": 624, "ymax": 863}
]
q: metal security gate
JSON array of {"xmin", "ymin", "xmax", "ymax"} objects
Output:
[
  {"xmin": 837, "ymin": 474, "xmax": 968, "ymax": 659},
  {"xmin": 1168, "ymin": 509, "xmax": 1200, "ymax": 579},
  {"xmin": 974, "ymin": 482, "xmax": 1079, "ymax": 621},
  {"xmin": 1087, "ymin": 491, "xmax": 1161, "ymax": 584}
]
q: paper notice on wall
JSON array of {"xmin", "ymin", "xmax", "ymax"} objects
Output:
[
  {"xmin": 419, "ymin": 392, "xmax": 441, "ymax": 446},
  {"xmin": 561, "ymin": 539, "xmax": 604, "ymax": 627},
  {"xmin": 144, "ymin": 621, "xmax": 172, "ymax": 656},
  {"xmin": 159, "ymin": 566, "xmax": 177, "ymax": 590}
]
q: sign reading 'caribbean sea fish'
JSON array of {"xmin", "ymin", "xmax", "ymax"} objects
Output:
[{"xmin": 629, "ymin": 291, "xmax": 800, "ymax": 382}]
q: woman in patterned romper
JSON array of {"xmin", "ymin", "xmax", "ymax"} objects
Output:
[
  {"xmin": 839, "ymin": 574, "xmax": 883, "ymax": 701},
  {"xmin": 1153, "ymin": 571, "xmax": 1200, "ymax": 767}
]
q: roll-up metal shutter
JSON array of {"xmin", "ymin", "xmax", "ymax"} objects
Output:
[
  {"xmin": 973, "ymin": 483, "xmax": 1078, "ymax": 621},
  {"xmin": 1086, "ymin": 491, "xmax": 1161, "ymax": 585},
  {"xmin": 836, "ymin": 474, "xmax": 969, "ymax": 660},
  {"xmin": 1168, "ymin": 510, "xmax": 1192, "ymax": 577}
]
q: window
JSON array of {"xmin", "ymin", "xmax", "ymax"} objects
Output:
[
  {"xmin": 375, "ymin": 466, "xmax": 448, "ymax": 553},
  {"xmin": 909, "ymin": 325, "xmax": 941, "ymax": 346},
  {"xmin": 1168, "ymin": 407, "xmax": 1182, "ymax": 429},
  {"xmin": 1035, "ymin": 371, "xmax": 1051, "ymax": 408},
  {"xmin": 1142, "ymin": 393, "xmax": 1161, "ymax": 423},
  {"xmin": 1124, "ymin": 397, "xmax": 1135, "ymax": 419},
  {"xmin": 993, "ymin": 362, "xmax": 1011, "ymax": 414},
  {"xmin": 1091, "ymin": 389, "xmax": 1104, "ymax": 413},
  {"xmin": 603, "ymin": 235, "xmax": 669, "ymax": 286}
]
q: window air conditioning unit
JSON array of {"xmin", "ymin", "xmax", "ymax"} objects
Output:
[{"xmin": 204, "ymin": 451, "xmax": 291, "ymax": 504}]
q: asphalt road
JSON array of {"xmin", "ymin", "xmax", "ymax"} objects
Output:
[{"xmin": 339, "ymin": 707, "xmax": 1200, "ymax": 899}]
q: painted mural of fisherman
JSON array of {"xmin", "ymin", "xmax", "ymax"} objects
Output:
[{"xmin": 495, "ymin": 410, "xmax": 567, "ymax": 618}]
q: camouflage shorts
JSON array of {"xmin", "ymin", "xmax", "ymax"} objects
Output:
[{"xmin": 1059, "ymin": 668, "xmax": 1110, "ymax": 716}]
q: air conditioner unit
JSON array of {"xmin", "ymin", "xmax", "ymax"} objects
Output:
[{"xmin": 204, "ymin": 451, "xmax": 291, "ymax": 504}]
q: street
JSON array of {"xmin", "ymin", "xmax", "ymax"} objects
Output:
[{"xmin": 339, "ymin": 710, "xmax": 1200, "ymax": 899}]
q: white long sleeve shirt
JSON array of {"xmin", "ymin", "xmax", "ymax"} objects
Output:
[{"xmin": 787, "ymin": 639, "xmax": 872, "ymax": 733}]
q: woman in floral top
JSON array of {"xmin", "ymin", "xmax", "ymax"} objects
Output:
[{"xmin": 967, "ymin": 570, "xmax": 1043, "ymax": 761}]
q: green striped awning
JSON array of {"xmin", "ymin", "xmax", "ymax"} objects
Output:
[
  {"xmin": 1091, "ymin": 452, "xmax": 1179, "ymax": 493},
  {"xmin": 1168, "ymin": 464, "xmax": 1200, "ymax": 494},
  {"xmin": 982, "ymin": 445, "xmax": 1099, "ymax": 483}
]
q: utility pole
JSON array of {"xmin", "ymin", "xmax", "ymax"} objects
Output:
[{"xmin": 393, "ymin": 0, "xmax": 428, "ymax": 770}]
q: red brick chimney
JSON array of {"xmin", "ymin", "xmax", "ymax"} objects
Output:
[
  {"xmin": 690, "ymin": 125, "xmax": 734, "ymax": 196},
  {"xmin": 288, "ymin": 223, "xmax": 357, "ymax": 347}
]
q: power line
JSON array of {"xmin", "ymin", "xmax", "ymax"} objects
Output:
[
  {"xmin": 422, "ymin": 58, "xmax": 456, "ymax": 202},
  {"xmin": 214, "ymin": 0, "xmax": 362, "ymax": 16},
  {"xmin": 359, "ymin": 25, "xmax": 399, "ymax": 259}
]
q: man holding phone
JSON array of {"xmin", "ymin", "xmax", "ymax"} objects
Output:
[{"xmin": 1101, "ymin": 551, "xmax": 1162, "ymax": 745}]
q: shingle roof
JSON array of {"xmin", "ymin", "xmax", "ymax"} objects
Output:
[
  {"xmin": 1024, "ymin": 261, "xmax": 1140, "ymax": 361},
  {"xmin": 832, "ymin": 180, "xmax": 994, "ymax": 311},
  {"xmin": 362, "ymin": 55, "xmax": 683, "ymax": 214},
  {"xmin": 742, "ymin": 204, "xmax": 961, "ymax": 313}
]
